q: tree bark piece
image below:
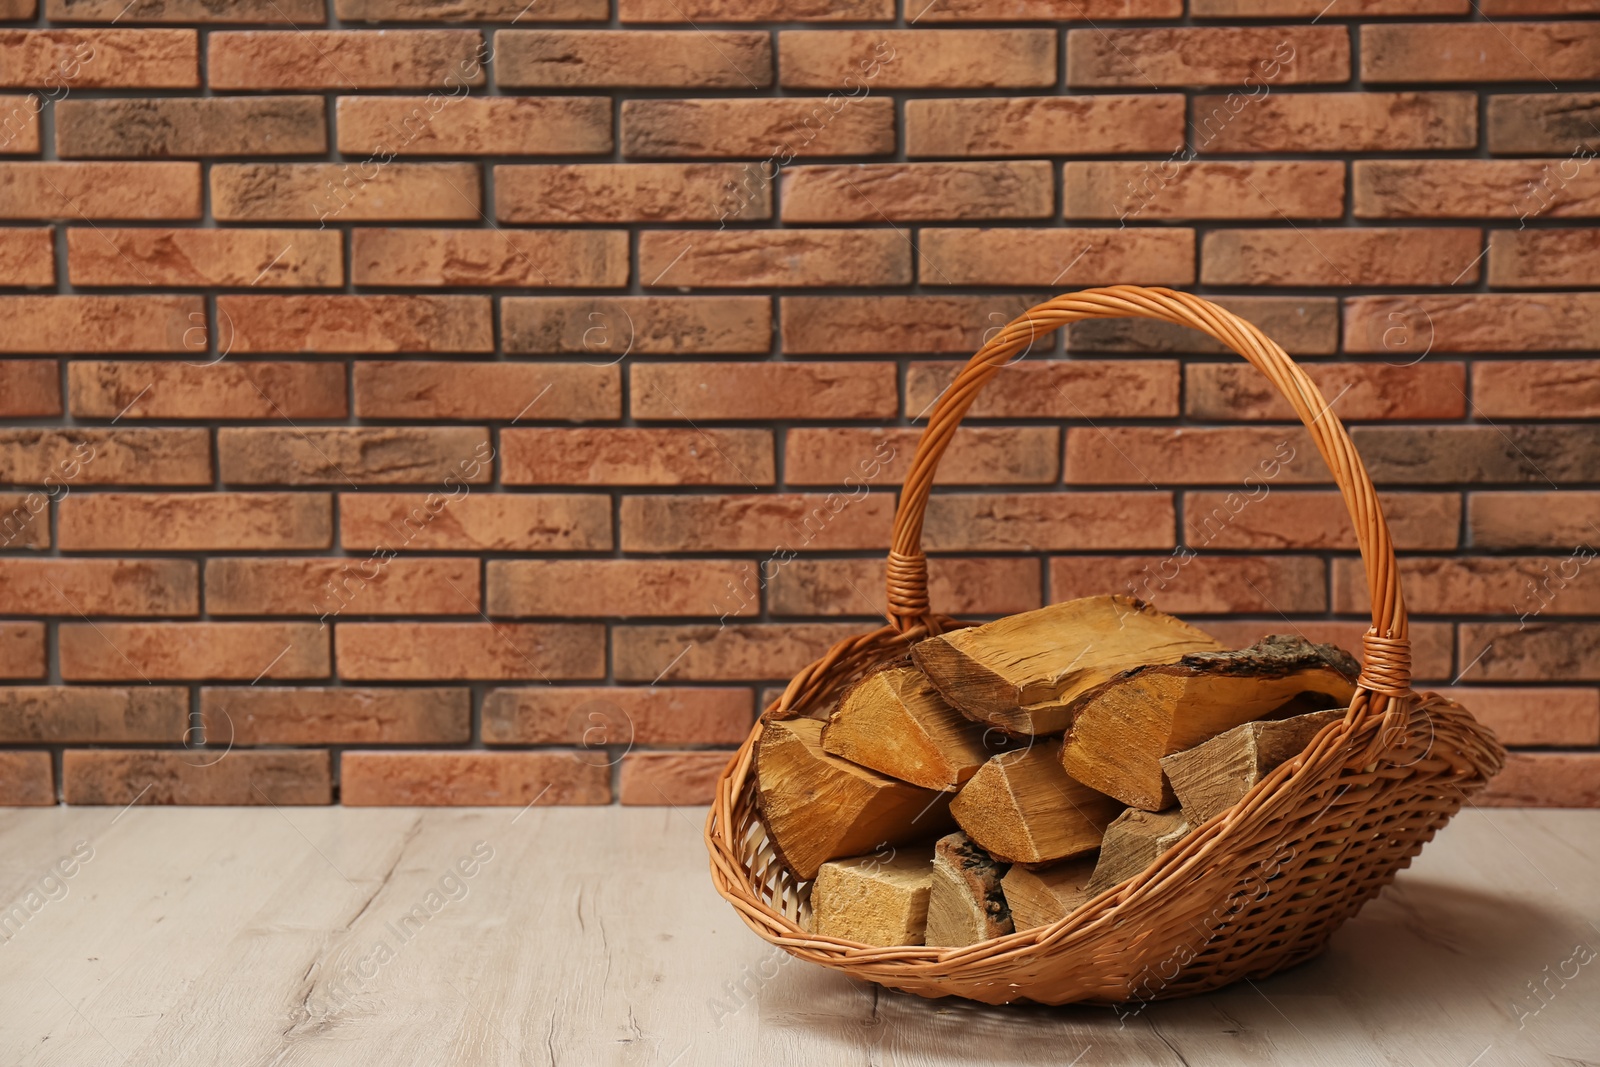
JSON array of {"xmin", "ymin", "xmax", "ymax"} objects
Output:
[
  {"xmin": 950, "ymin": 739, "xmax": 1124, "ymax": 866},
  {"xmin": 1161, "ymin": 707, "xmax": 1345, "ymax": 825},
  {"xmin": 1000, "ymin": 855, "xmax": 1098, "ymax": 931},
  {"xmin": 755, "ymin": 717, "xmax": 953, "ymax": 881},
  {"xmin": 810, "ymin": 843, "xmax": 935, "ymax": 947},
  {"xmin": 912, "ymin": 595, "xmax": 1225, "ymax": 736},
  {"xmin": 1086, "ymin": 808, "xmax": 1192, "ymax": 893},
  {"xmin": 822, "ymin": 666, "xmax": 1000, "ymax": 792},
  {"xmin": 925, "ymin": 831, "xmax": 1012, "ymax": 948},
  {"xmin": 1060, "ymin": 635, "xmax": 1360, "ymax": 811}
]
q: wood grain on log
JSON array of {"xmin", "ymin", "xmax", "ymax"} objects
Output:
[
  {"xmin": 811, "ymin": 843, "xmax": 935, "ymax": 946},
  {"xmin": 950, "ymin": 739, "xmax": 1123, "ymax": 866},
  {"xmin": 1161, "ymin": 707, "xmax": 1345, "ymax": 825},
  {"xmin": 925, "ymin": 831, "xmax": 1012, "ymax": 947},
  {"xmin": 1001, "ymin": 855, "xmax": 1098, "ymax": 931},
  {"xmin": 822, "ymin": 665, "xmax": 1001, "ymax": 792}
]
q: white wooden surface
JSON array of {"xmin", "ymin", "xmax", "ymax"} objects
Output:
[{"xmin": 0, "ymin": 803, "xmax": 1595, "ymax": 1066}]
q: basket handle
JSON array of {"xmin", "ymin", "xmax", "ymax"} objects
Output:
[{"xmin": 885, "ymin": 285, "xmax": 1412, "ymax": 704}]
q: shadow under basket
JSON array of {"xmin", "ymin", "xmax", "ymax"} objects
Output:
[{"xmin": 704, "ymin": 286, "xmax": 1506, "ymax": 1007}]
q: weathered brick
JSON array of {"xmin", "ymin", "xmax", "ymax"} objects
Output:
[
  {"xmin": 0, "ymin": 686, "xmax": 187, "ymax": 743},
  {"xmin": 350, "ymin": 228, "xmax": 627, "ymax": 288},
  {"xmin": 1363, "ymin": 22, "xmax": 1600, "ymax": 83},
  {"xmin": 0, "ymin": 359, "xmax": 59, "ymax": 416},
  {"xmin": 498, "ymin": 30, "xmax": 770, "ymax": 88},
  {"xmin": 59, "ymin": 493, "xmax": 332, "ymax": 551},
  {"xmin": 1469, "ymin": 492, "xmax": 1600, "ymax": 550},
  {"xmin": 212, "ymin": 163, "xmax": 481, "ymax": 223},
  {"xmin": 613, "ymin": 622, "xmax": 865, "ymax": 682},
  {"xmin": 336, "ymin": 622, "xmax": 605, "ymax": 680},
  {"xmin": 1487, "ymin": 230, "xmax": 1600, "ymax": 290},
  {"xmin": 1354, "ymin": 161, "xmax": 1600, "ymax": 219},
  {"xmin": 0, "ymin": 162, "xmax": 200, "ymax": 219},
  {"xmin": 1197, "ymin": 619, "xmax": 1454, "ymax": 680},
  {"xmin": 0, "ymin": 295, "xmax": 200, "ymax": 353},
  {"xmin": 905, "ymin": 360, "xmax": 1179, "ymax": 420},
  {"xmin": 1472, "ymin": 360, "xmax": 1600, "ymax": 419},
  {"xmin": 502, "ymin": 428, "xmax": 774, "ymax": 486},
  {"xmin": 767, "ymin": 556, "xmax": 1042, "ymax": 618},
  {"xmin": 619, "ymin": 494, "xmax": 895, "ymax": 552},
  {"xmin": 483, "ymin": 685, "xmax": 753, "ymax": 746},
  {"xmin": 206, "ymin": 557, "xmax": 481, "ymax": 617},
  {"xmin": 1203, "ymin": 228, "xmax": 1479, "ymax": 288},
  {"xmin": 621, "ymin": 98, "xmax": 895, "ymax": 158},
  {"xmin": 1184, "ymin": 490, "xmax": 1461, "ymax": 551},
  {"xmin": 63, "ymin": 750, "xmax": 331, "ymax": 805},
  {"xmin": 923, "ymin": 492, "xmax": 1175, "ymax": 551},
  {"xmin": 0, "ymin": 227, "xmax": 52, "ymax": 286},
  {"xmin": 200, "ymin": 687, "xmax": 470, "ymax": 745},
  {"xmin": 917, "ymin": 0, "xmax": 1181, "ymax": 19},
  {"xmin": 781, "ymin": 30, "xmax": 1054, "ymax": 89},
  {"xmin": 0, "ymin": 30, "xmax": 198, "ymax": 88},
  {"xmin": 216, "ymin": 295, "xmax": 493, "ymax": 353},
  {"xmin": 504, "ymin": 296, "xmax": 771, "ymax": 355},
  {"xmin": 1345, "ymin": 295, "xmax": 1600, "ymax": 353},
  {"xmin": 0, "ymin": 751, "xmax": 52, "ymax": 806},
  {"xmin": 631, "ymin": 362, "xmax": 897, "ymax": 421},
  {"xmin": 340, "ymin": 493, "xmax": 611, "ymax": 552},
  {"xmin": 354, "ymin": 363, "xmax": 620, "ymax": 421},
  {"xmin": 56, "ymin": 98, "xmax": 326, "ymax": 158},
  {"xmin": 1193, "ymin": 0, "xmax": 1465, "ymax": 12},
  {"xmin": 1481, "ymin": 753, "xmax": 1600, "ymax": 808},
  {"xmin": 1067, "ymin": 27, "xmax": 1347, "ymax": 87},
  {"xmin": 0, "ymin": 559, "xmax": 196, "ymax": 615},
  {"xmin": 0, "ymin": 94, "xmax": 41, "ymax": 153},
  {"xmin": 781, "ymin": 162, "xmax": 1052, "ymax": 223},
  {"xmin": 337, "ymin": 0, "xmax": 606, "ymax": 19},
  {"xmin": 1435, "ymin": 687, "xmax": 1598, "ymax": 747},
  {"xmin": 70, "ymin": 361, "xmax": 346, "ymax": 421},
  {"xmin": 487, "ymin": 559, "xmax": 756, "ymax": 617},
  {"xmin": 783, "ymin": 294, "xmax": 1048, "ymax": 355},
  {"xmin": 0, "ymin": 0, "xmax": 30, "ymax": 17},
  {"xmin": 0, "ymin": 622, "xmax": 45, "ymax": 679},
  {"xmin": 217, "ymin": 428, "xmax": 492, "ymax": 486},
  {"xmin": 341, "ymin": 751, "xmax": 610, "ymax": 806},
  {"xmin": 1462, "ymin": 623, "xmax": 1600, "ymax": 681},
  {"xmin": 49, "ymin": 0, "xmax": 327, "ymax": 20},
  {"xmin": 210, "ymin": 30, "xmax": 484, "ymax": 90},
  {"xmin": 1052, "ymin": 556, "xmax": 1326, "ymax": 615},
  {"xmin": 1185, "ymin": 361, "xmax": 1467, "ymax": 421},
  {"xmin": 0, "ymin": 428, "xmax": 210, "ymax": 485},
  {"xmin": 1068, "ymin": 296, "xmax": 1338, "ymax": 356},
  {"xmin": 1336, "ymin": 556, "xmax": 1600, "ymax": 617},
  {"xmin": 60, "ymin": 622, "xmax": 328, "ymax": 681},
  {"xmin": 620, "ymin": 752, "xmax": 727, "ymax": 806},
  {"xmin": 497, "ymin": 164, "xmax": 769, "ymax": 224},
  {"xmin": 918, "ymin": 228, "xmax": 1194, "ymax": 286},
  {"xmin": 640, "ymin": 229, "xmax": 909, "ymax": 289},
  {"xmin": 0, "ymin": 491, "xmax": 50, "ymax": 549},
  {"xmin": 1065, "ymin": 161, "xmax": 1344, "ymax": 221},
  {"xmin": 1482, "ymin": 0, "xmax": 1600, "ymax": 10},
  {"xmin": 905, "ymin": 95, "xmax": 1184, "ymax": 158},
  {"xmin": 1066, "ymin": 427, "xmax": 1314, "ymax": 485},
  {"xmin": 67, "ymin": 229, "xmax": 342, "ymax": 288},
  {"xmin": 1350, "ymin": 426, "xmax": 1600, "ymax": 485},
  {"xmin": 335, "ymin": 96, "xmax": 610, "ymax": 156},
  {"xmin": 784, "ymin": 427, "xmax": 1058, "ymax": 486},
  {"xmin": 1194, "ymin": 91, "xmax": 1476, "ymax": 154},
  {"xmin": 1487, "ymin": 93, "xmax": 1600, "ymax": 155},
  {"xmin": 619, "ymin": 0, "xmax": 890, "ymax": 19}
]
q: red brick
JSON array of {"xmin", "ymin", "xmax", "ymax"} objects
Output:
[
  {"xmin": 905, "ymin": 360, "xmax": 1179, "ymax": 420},
  {"xmin": 905, "ymin": 95, "xmax": 1184, "ymax": 158},
  {"xmin": 487, "ymin": 559, "xmax": 757, "ymax": 617},
  {"xmin": 59, "ymin": 493, "xmax": 332, "ymax": 551},
  {"xmin": 1436, "ymin": 687, "xmax": 1598, "ymax": 747},
  {"xmin": 0, "ymin": 428, "xmax": 210, "ymax": 485},
  {"xmin": 1066, "ymin": 161, "xmax": 1344, "ymax": 221},
  {"xmin": 1339, "ymin": 556, "xmax": 1600, "ymax": 618},
  {"xmin": 212, "ymin": 163, "xmax": 481, "ymax": 223},
  {"xmin": 1194, "ymin": 0, "xmax": 1463, "ymax": 11},
  {"xmin": 206, "ymin": 557, "xmax": 481, "ymax": 617},
  {"xmin": 63, "ymin": 750, "xmax": 331, "ymax": 805},
  {"xmin": 69, "ymin": 361, "xmax": 346, "ymax": 421},
  {"xmin": 56, "ymin": 97, "xmax": 326, "ymax": 158},
  {"xmin": 619, "ymin": 0, "xmax": 889, "ymax": 19},
  {"xmin": 1345, "ymin": 294, "xmax": 1600, "ymax": 353},
  {"xmin": 1184, "ymin": 490, "xmax": 1461, "ymax": 551},
  {"xmin": 1469, "ymin": 492, "xmax": 1600, "ymax": 550},
  {"xmin": 0, "ymin": 162, "xmax": 199, "ymax": 219},
  {"xmin": 613, "ymin": 622, "xmax": 865, "ymax": 682},
  {"xmin": 1051, "ymin": 555, "xmax": 1325, "ymax": 615},
  {"xmin": 335, "ymin": 96, "xmax": 610, "ymax": 156},
  {"xmin": 209, "ymin": 30, "xmax": 484, "ymax": 90},
  {"xmin": 0, "ymin": 686, "xmax": 187, "ymax": 743},
  {"xmin": 1066, "ymin": 427, "xmax": 1315, "ymax": 486},
  {"xmin": 216, "ymin": 295, "xmax": 492, "ymax": 354},
  {"xmin": 621, "ymin": 98, "xmax": 895, "ymax": 158},
  {"xmin": 504, "ymin": 296, "xmax": 770, "ymax": 355},
  {"xmin": 1196, "ymin": 620, "xmax": 1453, "ymax": 680},
  {"xmin": 0, "ymin": 623, "xmax": 44, "ymax": 679},
  {"xmin": 1363, "ymin": 22, "xmax": 1600, "ymax": 83},
  {"xmin": 502, "ymin": 428, "xmax": 774, "ymax": 486},
  {"xmin": 0, "ymin": 94, "xmax": 39, "ymax": 155},
  {"xmin": 218, "ymin": 428, "xmax": 491, "ymax": 486},
  {"xmin": 780, "ymin": 30, "xmax": 1054, "ymax": 89},
  {"xmin": 1351, "ymin": 426, "xmax": 1600, "ymax": 485},
  {"xmin": 1488, "ymin": 230, "xmax": 1600, "ymax": 290},
  {"xmin": 0, "ymin": 358, "xmax": 59, "ymax": 416},
  {"xmin": 1460, "ymin": 623, "xmax": 1600, "ymax": 682},
  {"xmin": 783, "ymin": 294, "xmax": 1047, "ymax": 355},
  {"xmin": 337, "ymin": 0, "xmax": 606, "ymax": 18},
  {"xmin": 336, "ymin": 622, "xmax": 605, "ymax": 680},
  {"xmin": 924, "ymin": 492, "xmax": 1175, "ymax": 551},
  {"xmin": 0, "ymin": 751, "xmax": 52, "ymax": 806},
  {"xmin": 339, "ymin": 493, "xmax": 611, "ymax": 552},
  {"xmin": 784, "ymin": 427, "xmax": 1058, "ymax": 486},
  {"xmin": 483, "ymin": 685, "xmax": 753, "ymax": 745},
  {"xmin": 497, "ymin": 164, "xmax": 770, "ymax": 224},
  {"xmin": 1482, "ymin": 0, "xmax": 1600, "ymax": 10},
  {"xmin": 497, "ymin": 30, "xmax": 771, "ymax": 88},
  {"xmin": 0, "ymin": 30, "xmax": 198, "ymax": 88},
  {"xmin": 620, "ymin": 752, "xmax": 728, "ymax": 806},
  {"xmin": 1488, "ymin": 93, "xmax": 1600, "ymax": 155},
  {"xmin": 1184, "ymin": 361, "xmax": 1467, "ymax": 421},
  {"xmin": 0, "ymin": 559, "xmax": 196, "ymax": 616},
  {"xmin": 918, "ymin": 228, "xmax": 1193, "ymax": 286},
  {"xmin": 0, "ymin": 0, "xmax": 31, "ymax": 18},
  {"xmin": 640, "ymin": 229, "xmax": 909, "ymax": 289},
  {"xmin": 0, "ymin": 491, "xmax": 49, "ymax": 549},
  {"xmin": 1355, "ymin": 161, "xmax": 1600, "ymax": 220},
  {"xmin": 1481, "ymin": 753, "xmax": 1600, "ymax": 808},
  {"xmin": 60, "ymin": 622, "xmax": 328, "ymax": 681},
  {"xmin": 1203, "ymin": 228, "xmax": 1479, "ymax": 288},
  {"xmin": 1067, "ymin": 27, "xmax": 1347, "ymax": 88},
  {"xmin": 0, "ymin": 295, "xmax": 200, "ymax": 353},
  {"xmin": 1067, "ymin": 296, "xmax": 1338, "ymax": 356},
  {"xmin": 355, "ymin": 363, "xmax": 620, "ymax": 421},
  {"xmin": 767, "ymin": 556, "xmax": 1042, "ymax": 618},
  {"xmin": 350, "ymin": 229, "xmax": 627, "ymax": 288},
  {"xmin": 631, "ymin": 362, "xmax": 896, "ymax": 421},
  {"xmin": 917, "ymin": 0, "xmax": 1180, "ymax": 19},
  {"xmin": 1193, "ymin": 91, "xmax": 1476, "ymax": 154},
  {"xmin": 341, "ymin": 751, "xmax": 610, "ymax": 806},
  {"xmin": 619, "ymin": 494, "xmax": 895, "ymax": 552},
  {"xmin": 200, "ymin": 687, "xmax": 469, "ymax": 745},
  {"xmin": 0, "ymin": 227, "xmax": 52, "ymax": 286},
  {"xmin": 67, "ymin": 229, "xmax": 341, "ymax": 288},
  {"xmin": 1472, "ymin": 361, "xmax": 1600, "ymax": 419},
  {"xmin": 50, "ymin": 0, "xmax": 326, "ymax": 19},
  {"xmin": 781, "ymin": 162, "xmax": 1052, "ymax": 223}
]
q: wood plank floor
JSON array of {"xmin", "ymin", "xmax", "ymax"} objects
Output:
[{"xmin": 0, "ymin": 804, "xmax": 1594, "ymax": 1066}]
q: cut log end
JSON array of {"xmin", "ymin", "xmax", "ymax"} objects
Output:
[
  {"xmin": 810, "ymin": 844, "xmax": 935, "ymax": 947},
  {"xmin": 950, "ymin": 740, "xmax": 1123, "ymax": 866},
  {"xmin": 1001, "ymin": 855, "xmax": 1098, "ymax": 931},
  {"xmin": 1161, "ymin": 707, "xmax": 1345, "ymax": 825},
  {"xmin": 1087, "ymin": 808, "xmax": 1192, "ymax": 893},
  {"xmin": 925, "ymin": 831, "xmax": 1012, "ymax": 948},
  {"xmin": 822, "ymin": 665, "xmax": 1003, "ymax": 792}
]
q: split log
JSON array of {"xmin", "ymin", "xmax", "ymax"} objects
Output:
[
  {"xmin": 755, "ymin": 717, "xmax": 953, "ymax": 881},
  {"xmin": 912, "ymin": 595, "xmax": 1225, "ymax": 736},
  {"xmin": 1000, "ymin": 855, "xmax": 1098, "ymax": 931},
  {"xmin": 1086, "ymin": 808, "xmax": 1192, "ymax": 893},
  {"xmin": 950, "ymin": 740, "xmax": 1124, "ymax": 866},
  {"xmin": 810, "ymin": 844, "xmax": 935, "ymax": 946},
  {"xmin": 925, "ymin": 831, "xmax": 1012, "ymax": 947},
  {"xmin": 1161, "ymin": 707, "xmax": 1345, "ymax": 824},
  {"xmin": 1060, "ymin": 635, "xmax": 1360, "ymax": 811},
  {"xmin": 822, "ymin": 666, "xmax": 1000, "ymax": 792}
]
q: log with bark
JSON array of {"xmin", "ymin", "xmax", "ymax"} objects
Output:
[
  {"xmin": 810, "ymin": 843, "xmax": 935, "ymax": 946},
  {"xmin": 1160, "ymin": 707, "xmax": 1345, "ymax": 825},
  {"xmin": 950, "ymin": 740, "xmax": 1124, "ymax": 866},
  {"xmin": 822, "ymin": 665, "xmax": 1001, "ymax": 792},
  {"xmin": 1086, "ymin": 808, "xmax": 1192, "ymax": 893},
  {"xmin": 1000, "ymin": 855, "xmax": 1098, "ymax": 930},
  {"xmin": 925, "ymin": 831, "xmax": 1012, "ymax": 947}
]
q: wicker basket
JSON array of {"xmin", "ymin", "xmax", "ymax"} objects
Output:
[{"xmin": 704, "ymin": 286, "xmax": 1506, "ymax": 1006}]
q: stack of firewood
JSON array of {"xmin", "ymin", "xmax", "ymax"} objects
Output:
[{"xmin": 754, "ymin": 595, "xmax": 1360, "ymax": 947}]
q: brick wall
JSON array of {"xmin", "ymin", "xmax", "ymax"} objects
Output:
[{"xmin": 0, "ymin": 0, "xmax": 1596, "ymax": 809}]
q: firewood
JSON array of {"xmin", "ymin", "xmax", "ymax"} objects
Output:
[
  {"xmin": 1086, "ymin": 808, "xmax": 1192, "ymax": 893},
  {"xmin": 1000, "ymin": 855, "xmax": 1098, "ymax": 930},
  {"xmin": 950, "ymin": 740, "xmax": 1124, "ymax": 866},
  {"xmin": 810, "ymin": 844, "xmax": 935, "ymax": 946},
  {"xmin": 1161, "ymin": 707, "xmax": 1345, "ymax": 825},
  {"xmin": 925, "ymin": 831, "xmax": 1012, "ymax": 947},
  {"xmin": 755, "ymin": 717, "xmax": 953, "ymax": 881},
  {"xmin": 912, "ymin": 595, "xmax": 1225, "ymax": 736},
  {"xmin": 822, "ymin": 666, "xmax": 999, "ymax": 792},
  {"xmin": 1060, "ymin": 635, "xmax": 1360, "ymax": 811}
]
